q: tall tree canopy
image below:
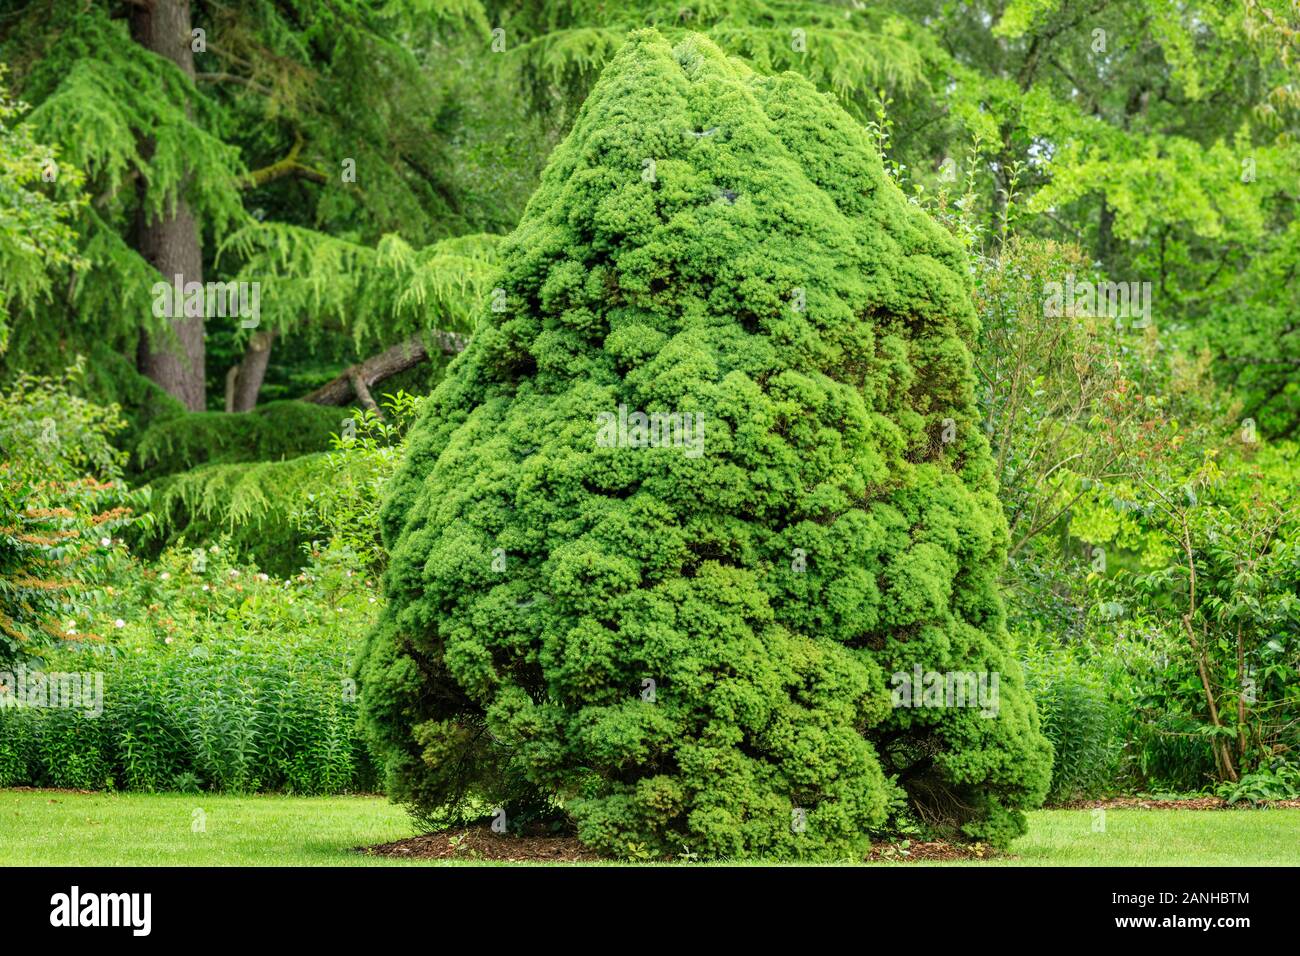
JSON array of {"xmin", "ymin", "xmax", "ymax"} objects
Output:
[
  {"xmin": 3, "ymin": 0, "xmax": 1296, "ymax": 433},
  {"xmin": 0, "ymin": 0, "xmax": 517, "ymax": 413}
]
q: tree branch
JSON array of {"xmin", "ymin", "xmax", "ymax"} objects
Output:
[
  {"xmin": 243, "ymin": 133, "xmax": 327, "ymax": 188},
  {"xmin": 348, "ymin": 367, "xmax": 380, "ymax": 416},
  {"xmin": 196, "ymin": 71, "xmax": 275, "ymax": 97},
  {"xmin": 300, "ymin": 330, "xmax": 467, "ymax": 406}
]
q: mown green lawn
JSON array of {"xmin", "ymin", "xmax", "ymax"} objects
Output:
[
  {"xmin": 984, "ymin": 808, "xmax": 1300, "ymax": 867},
  {"xmin": 1, "ymin": 789, "xmax": 1296, "ymax": 866},
  {"xmin": 0, "ymin": 790, "xmax": 417, "ymax": 867}
]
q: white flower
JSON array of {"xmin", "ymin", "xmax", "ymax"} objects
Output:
[
  {"xmin": 160, "ymin": 572, "xmax": 171, "ymax": 581},
  {"xmin": 164, "ymin": 637, "xmax": 174, "ymax": 645},
  {"xmin": 229, "ymin": 569, "xmax": 240, "ymax": 578},
  {"xmin": 114, "ymin": 619, "xmax": 126, "ymax": 629},
  {"xmin": 209, "ymin": 545, "xmax": 220, "ymax": 554},
  {"xmin": 368, "ymin": 597, "xmax": 377, "ymax": 604},
  {"xmin": 100, "ymin": 537, "xmax": 112, "ymax": 547},
  {"xmin": 257, "ymin": 573, "xmax": 269, "ymax": 582},
  {"xmin": 202, "ymin": 584, "xmax": 210, "ymax": 592}
]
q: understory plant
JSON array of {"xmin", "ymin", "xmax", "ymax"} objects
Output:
[{"xmin": 0, "ymin": 543, "xmax": 380, "ymax": 793}]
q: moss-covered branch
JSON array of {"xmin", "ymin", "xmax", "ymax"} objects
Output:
[
  {"xmin": 300, "ymin": 331, "xmax": 467, "ymax": 407},
  {"xmin": 242, "ymin": 133, "xmax": 327, "ymax": 188}
]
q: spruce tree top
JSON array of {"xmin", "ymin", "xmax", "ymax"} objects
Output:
[{"xmin": 361, "ymin": 30, "xmax": 1051, "ymax": 859}]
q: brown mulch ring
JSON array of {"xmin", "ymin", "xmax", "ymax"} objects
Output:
[
  {"xmin": 866, "ymin": 840, "xmax": 1002, "ymax": 863},
  {"xmin": 361, "ymin": 826, "xmax": 1005, "ymax": 864},
  {"xmin": 1056, "ymin": 796, "xmax": 1300, "ymax": 810},
  {"xmin": 360, "ymin": 823, "xmax": 603, "ymax": 863}
]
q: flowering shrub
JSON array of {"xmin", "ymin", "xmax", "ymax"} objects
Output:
[{"xmin": 0, "ymin": 361, "xmax": 136, "ymax": 664}]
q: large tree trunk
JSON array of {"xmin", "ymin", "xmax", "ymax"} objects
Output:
[
  {"xmin": 226, "ymin": 331, "xmax": 275, "ymax": 412},
  {"xmin": 131, "ymin": 0, "xmax": 206, "ymax": 412},
  {"xmin": 301, "ymin": 331, "xmax": 466, "ymax": 407}
]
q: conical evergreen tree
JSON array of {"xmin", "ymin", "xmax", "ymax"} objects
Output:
[{"xmin": 360, "ymin": 29, "xmax": 1051, "ymax": 859}]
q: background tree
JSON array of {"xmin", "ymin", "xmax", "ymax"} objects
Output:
[
  {"xmin": 0, "ymin": 64, "xmax": 83, "ymax": 354},
  {"xmin": 0, "ymin": 0, "xmax": 523, "ymax": 412}
]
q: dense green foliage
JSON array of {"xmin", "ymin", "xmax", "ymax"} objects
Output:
[
  {"xmin": 0, "ymin": 543, "xmax": 379, "ymax": 793},
  {"xmin": 0, "ymin": 65, "xmax": 83, "ymax": 354},
  {"xmin": 293, "ymin": 392, "xmax": 426, "ymax": 577},
  {"xmin": 1093, "ymin": 442, "xmax": 1300, "ymax": 793},
  {"xmin": 360, "ymin": 31, "xmax": 1051, "ymax": 859},
  {"xmin": 0, "ymin": 0, "xmax": 525, "ymax": 412},
  {"xmin": 0, "ymin": 363, "xmax": 135, "ymax": 663},
  {"xmin": 972, "ymin": 227, "xmax": 1300, "ymax": 799},
  {"xmin": 137, "ymin": 393, "xmax": 422, "ymax": 575},
  {"xmin": 133, "ymin": 400, "xmax": 344, "ymax": 478},
  {"xmin": 140, "ymin": 453, "xmax": 332, "ymax": 577},
  {"xmin": 480, "ymin": 0, "xmax": 1300, "ymax": 438},
  {"xmin": 1020, "ymin": 637, "xmax": 1124, "ymax": 802}
]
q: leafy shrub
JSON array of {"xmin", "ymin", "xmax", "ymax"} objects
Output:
[
  {"xmin": 1020, "ymin": 634, "xmax": 1123, "ymax": 802},
  {"xmin": 0, "ymin": 359, "xmax": 127, "ymax": 483},
  {"xmin": 1117, "ymin": 629, "xmax": 1222, "ymax": 793},
  {"xmin": 1216, "ymin": 762, "xmax": 1300, "ymax": 804},
  {"xmin": 0, "ymin": 544, "xmax": 380, "ymax": 793},
  {"xmin": 361, "ymin": 31, "xmax": 1050, "ymax": 859},
  {"xmin": 0, "ymin": 476, "xmax": 133, "ymax": 665},
  {"xmin": 1091, "ymin": 443, "xmax": 1300, "ymax": 790},
  {"xmin": 292, "ymin": 391, "xmax": 423, "ymax": 576}
]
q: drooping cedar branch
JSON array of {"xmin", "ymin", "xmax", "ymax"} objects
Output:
[
  {"xmin": 243, "ymin": 133, "xmax": 327, "ymax": 188},
  {"xmin": 300, "ymin": 330, "xmax": 467, "ymax": 407}
]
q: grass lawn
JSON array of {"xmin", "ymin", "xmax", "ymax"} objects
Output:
[
  {"xmin": 983, "ymin": 808, "xmax": 1300, "ymax": 867},
  {"xmin": 0, "ymin": 791, "xmax": 419, "ymax": 867},
  {"xmin": 2, "ymin": 789, "xmax": 1297, "ymax": 866}
]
